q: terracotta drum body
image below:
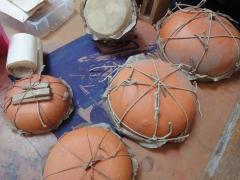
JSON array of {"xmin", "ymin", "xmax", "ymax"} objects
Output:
[
  {"xmin": 43, "ymin": 126, "xmax": 135, "ymax": 180},
  {"xmin": 104, "ymin": 58, "xmax": 197, "ymax": 148},
  {"xmin": 158, "ymin": 8, "xmax": 240, "ymax": 81},
  {"xmin": 4, "ymin": 74, "xmax": 73, "ymax": 134}
]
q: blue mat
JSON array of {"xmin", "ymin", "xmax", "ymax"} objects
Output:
[{"xmin": 44, "ymin": 34, "xmax": 157, "ymax": 138}]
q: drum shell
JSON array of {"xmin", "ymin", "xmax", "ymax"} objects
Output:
[
  {"xmin": 43, "ymin": 126, "xmax": 136, "ymax": 180},
  {"xmin": 4, "ymin": 75, "xmax": 73, "ymax": 134},
  {"xmin": 104, "ymin": 58, "xmax": 197, "ymax": 148},
  {"xmin": 157, "ymin": 9, "xmax": 240, "ymax": 81}
]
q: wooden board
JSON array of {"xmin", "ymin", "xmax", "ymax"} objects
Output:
[{"xmin": 139, "ymin": 0, "xmax": 171, "ymax": 24}]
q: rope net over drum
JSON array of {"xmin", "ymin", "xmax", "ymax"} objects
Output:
[
  {"xmin": 104, "ymin": 58, "xmax": 201, "ymax": 147},
  {"xmin": 156, "ymin": 0, "xmax": 240, "ymax": 81},
  {"xmin": 43, "ymin": 127, "xmax": 133, "ymax": 180},
  {"xmin": 3, "ymin": 74, "xmax": 71, "ymax": 134}
]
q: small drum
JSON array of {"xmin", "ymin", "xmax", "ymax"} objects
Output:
[
  {"xmin": 81, "ymin": 0, "xmax": 137, "ymax": 41},
  {"xmin": 43, "ymin": 125, "xmax": 137, "ymax": 180},
  {"xmin": 157, "ymin": 6, "xmax": 240, "ymax": 81},
  {"xmin": 139, "ymin": 0, "xmax": 171, "ymax": 24},
  {"xmin": 103, "ymin": 56, "xmax": 198, "ymax": 148},
  {"xmin": 3, "ymin": 74, "xmax": 73, "ymax": 135}
]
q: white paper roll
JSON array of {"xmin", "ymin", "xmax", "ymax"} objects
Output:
[{"xmin": 6, "ymin": 33, "xmax": 43, "ymax": 79}]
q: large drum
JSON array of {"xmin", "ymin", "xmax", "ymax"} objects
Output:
[
  {"xmin": 43, "ymin": 125, "xmax": 137, "ymax": 180},
  {"xmin": 3, "ymin": 74, "xmax": 73, "ymax": 134},
  {"xmin": 157, "ymin": 7, "xmax": 240, "ymax": 81},
  {"xmin": 103, "ymin": 56, "xmax": 198, "ymax": 148},
  {"xmin": 81, "ymin": 0, "xmax": 137, "ymax": 41}
]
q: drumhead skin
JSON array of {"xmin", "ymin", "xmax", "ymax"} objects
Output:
[
  {"xmin": 158, "ymin": 8, "xmax": 240, "ymax": 81},
  {"xmin": 4, "ymin": 74, "xmax": 73, "ymax": 134},
  {"xmin": 43, "ymin": 127, "xmax": 134, "ymax": 180},
  {"xmin": 104, "ymin": 58, "xmax": 197, "ymax": 148},
  {"xmin": 84, "ymin": 0, "xmax": 131, "ymax": 36},
  {"xmin": 82, "ymin": 0, "xmax": 137, "ymax": 40}
]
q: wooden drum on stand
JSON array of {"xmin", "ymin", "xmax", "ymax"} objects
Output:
[{"xmin": 81, "ymin": 0, "xmax": 137, "ymax": 41}]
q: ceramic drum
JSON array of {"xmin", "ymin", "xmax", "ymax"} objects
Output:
[
  {"xmin": 103, "ymin": 58, "xmax": 198, "ymax": 148},
  {"xmin": 157, "ymin": 7, "xmax": 240, "ymax": 81},
  {"xmin": 3, "ymin": 74, "xmax": 73, "ymax": 134},
  {"xmin": 81, "ymin": 0, "xmax": 137, "ymax": 40},
  {"xmin": 43, "ymin": 125, "xmax": 137, "ymax": 180}
]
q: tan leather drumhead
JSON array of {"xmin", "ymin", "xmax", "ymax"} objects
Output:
[{"xmin": 43, "ymin": 127, "xmax": 133, "ymax": 180}]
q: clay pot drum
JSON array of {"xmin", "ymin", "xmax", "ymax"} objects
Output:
[
  {"xmin": 4, "ymin": 74, "xmax": 73, "ymax": 134},
  {"xmin": 43, "ymin": 126, "xmax": 136, "ymax": 180},
  {"xmin": 82, "ymin": 0, "xmax": 137, "ymax": 41},
  {"xmin": 103, "ymin": 58, "xmax": 197, "ymax": 148},
  {"xmin": 157, "ymin": 8, "xmax": 240, "ymax": 81}
]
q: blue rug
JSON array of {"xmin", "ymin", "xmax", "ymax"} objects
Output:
[{"xmin": 44, "ymin": 34, "xmax": 157, "ymax": 138}]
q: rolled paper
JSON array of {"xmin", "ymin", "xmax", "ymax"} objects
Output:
[
  {"xmin": 6, "ymin": 33, "xmax": 43, "ymax": 79},
  {"xmin": 0, "ymin": 24, "xmax": 9, "ymax": 57}
]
